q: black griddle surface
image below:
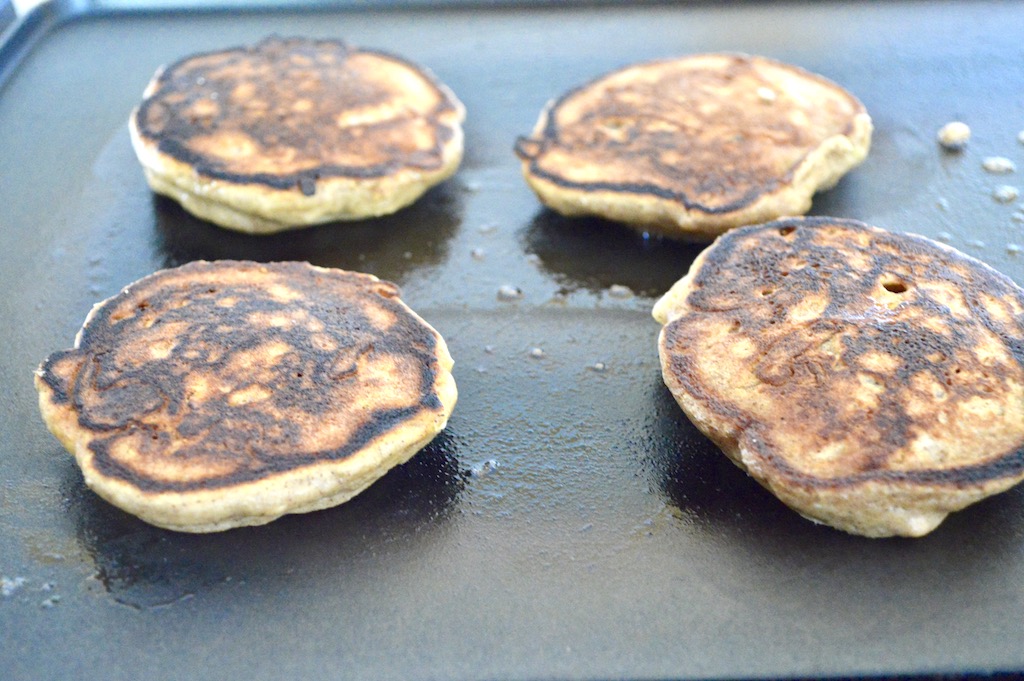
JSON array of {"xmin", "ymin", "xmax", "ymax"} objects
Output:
[{"xmin": 2, "ymin": 2, "xmax": 1024, "ymax": 680}]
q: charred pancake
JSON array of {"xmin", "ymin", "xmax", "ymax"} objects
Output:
[
  {"xmin": 35, "ymin": 261, "xmax": 457, "ymax": 532},
  {"xmin": 653, "ymin": 217, "xmax": 1024, "ymax": 537},
  {"xmin": 515, "ymin": 54, "xmax": 872, "ymax": 240},
  {"xmin": 130, "ymin": 37, "xmax": 465, "ymax": 234}
]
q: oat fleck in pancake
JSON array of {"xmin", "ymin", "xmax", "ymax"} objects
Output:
[
  {"xmin": 516, "ymin": 54, "xmax": 872, "ymax": 240},
  {"xmin": 35, "ymin": 261, "xmax": 457, "ymax": 532},
  {"xmin": 130, "ymin": 37, "xmax": 465, "ymax": 234},
  {"xmin": 653, "ymin": 217, "xmax": 1024, "ymax": 537}
]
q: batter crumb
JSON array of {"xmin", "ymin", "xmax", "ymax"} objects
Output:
[{"xmin": 937, "ymin": 121, "xmax": 970, "ymax": 150}]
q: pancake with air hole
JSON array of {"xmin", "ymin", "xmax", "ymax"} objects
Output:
[
  {"xmin": 653, "ymin": 216, "xmax": 1024, "ymax": 537},
  {"xmin": 516, "ymin": 53, "xmax": 871, "ymax": 240},
  {"xmin": 35, "ymin": 260, "xmax": 457, "ymax": 532},
  {"xmin": 130, "ymin": 37, "xmax": 465, "ymax": 234}
]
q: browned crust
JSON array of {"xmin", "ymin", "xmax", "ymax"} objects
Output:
[
  {"xmin": 132, "ymin": 37, "xmax": 463, "ymax": 193},
  {"xmin": 36, "ymin": 261, "xmax": 453, "ymax": 495},
  {"xmin": 516, "ymin": 53, "xmax": 871, "ymax": 238},
  {"xmin": 655, "ymin": 217, "xmax": 1024, "ymax": 534}
]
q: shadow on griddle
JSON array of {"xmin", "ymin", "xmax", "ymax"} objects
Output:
[
  {"xmin": 521, "ymin": 171, "xmax": 867, "ymax": 298},
  {"xmin": 65, "ymin": 431, "xmax": 465, "ymax": 611},
  {"xmin": 641, "ymin": 382, "xmax": 800, "ymax": 536},
  {"xmin": 521, "ymin": 209, "xmax": 705, "ymax": 298},
  {"xmin": 152, "ymin": 182, "xmax": 462, "ymax": 283},
  {"xmin": 805, "ymin": 171, "xmax": 866, "ymax": 220}
]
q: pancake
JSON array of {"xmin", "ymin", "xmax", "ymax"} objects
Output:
[
  {"xmin": 35, "ymin": 261, "xmax": 457, "ymax": 532},
  {"xmin": 130, "ymin": 37, "xmax": 465, "ymax": 234},
  {"xmin": 653, "ymin": 217, "xmax": 1024, "ymax": 537},
  {"xmin": 515, "ymin": 53, "xmax": 872, "ymax": 240}
]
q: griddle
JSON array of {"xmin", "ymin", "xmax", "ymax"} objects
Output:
[{"xmin": 2, "ymin": 2, "xmax": 1024, "ymax": 679}]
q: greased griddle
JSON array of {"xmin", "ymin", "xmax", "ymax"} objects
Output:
[{"xmin": 2, "ymin": 2, "xmax": 1024, "ymax": 680}]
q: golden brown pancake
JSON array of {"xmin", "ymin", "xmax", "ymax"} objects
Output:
[
  {"xmin": 130, "ymin": 37, "xmax": 465, "ymax": 234},
  {"xmin": 35, "ymin": 261, "xmax": 457, "ymax": 532},
  {"xmin": 653, "ymin": 217, "xmax": 1024, "ymax": 537},
  {"xmin": 515, "ymin": 53, "xmax": 872, "ymax": 240}
]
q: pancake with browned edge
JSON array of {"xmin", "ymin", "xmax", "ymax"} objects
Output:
[
  {"xmin": 35, "ymin": 261, "xmax": 457, "ymax": 532},
  {"xmin": 516, "ymin": 54, "xmax": 871, "ymax": 240},
  {"xmin": 130, "ymin": 37, "xmax": 465, "ymax": 234},
  {"xmin": 653, "ymin": 217, "xmax": 1024, "ymax": 537}
]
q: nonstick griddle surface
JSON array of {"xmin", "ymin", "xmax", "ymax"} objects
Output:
[{"xmin": 3, "ymin": 2, "xmax": 1024, "ymax": 680}]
